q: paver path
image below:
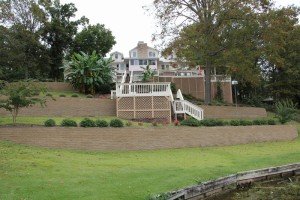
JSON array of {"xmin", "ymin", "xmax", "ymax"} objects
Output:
[{"xmin": 0, "ymin": 125, "xmax": 297, "ymax": 151}]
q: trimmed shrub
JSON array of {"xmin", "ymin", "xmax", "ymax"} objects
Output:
[
  {"xmin": 45, "ymin": 93, "xmax": 53, "ymax": 97},
  {"xmin": 96, "ymin": 120, "xmax": 109, "ymax": 127},
  {"xmin": 200, "ymin": 119, "xmax": 224, "ymax": 127},
  {"xmin": 253, "ymin": 119, "xmax": 261, "ymax": 125},
  {"xmin": 267, "ymin": 119, "xmax": 276, "ymax": 125},
  {"xmin": 230, "ymin": 120, "xmax": 240, "ymax": 126},
  {"xmin": 180, "ymin": 118, "xmax": 200, "ymax": 127},
  {"xmin": 259, "ymin": 119, "xmax": 268, "ymax": 125},
  {"xmin": 110, "ymin": 119, "xmax": 124, "ymax": 128},
  {"xmin": 71, "ymin": 94, "xmax": 79, "ymax": 97},
  {"xmin": 80, "ymin": 118, "xmax": 96, "ymax": 127},
  {"xmin": 61, "ymin": 119, "xmax": 77, "ymax": 127},
  {"xmin": 239, "ymin": 119, "xmax": 252, "ymax": 126},
  {"xmin": 245, "ymin": 120, "xmax": 253, "ymax": 126},
  {"xmin": 59, "ymin": 94, "xmax": 66, "ymax": 97},
  {"xmin": 86, "ymin": 94, "xmax": 93, "ymax": 98},
  {"xmin": 44, "ymin": 119, "xmax": 56, "ymax": 127}
]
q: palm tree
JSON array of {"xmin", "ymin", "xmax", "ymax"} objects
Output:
[
  {"xmin": 141, "ymin": 65, "xmax": 156, "ymax": 82},
  {"xmin": 63, "ymin": 51, "xmax": 113, "ymax": 94}
]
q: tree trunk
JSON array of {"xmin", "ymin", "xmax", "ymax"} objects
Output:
[{"xmin": 204, "ymin": 65, "xmax": 211, "ymax": 104}]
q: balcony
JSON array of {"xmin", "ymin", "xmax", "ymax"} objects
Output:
[{"xmin": 115, "ymin": 82, "xmax": 172, "ymax": 97}]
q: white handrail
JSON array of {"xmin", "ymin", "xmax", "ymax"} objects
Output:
[
  {"xmin": 119, "ymin": 70, "xmax": 127, "ymax": 92},
  {"xmin": 173, "ymin": 99, "xmax": 204, "ymax": 120},
  {"xmin": 129, "ymin": 71, "xmax": 133, "ymax": 83},
  {"xmin": 176, "ymin": 89, "xmax": 184, "ymax": 100},
  {"xmin": 116, "ymin": 82, "xmax": 171, "ymax": 97}
]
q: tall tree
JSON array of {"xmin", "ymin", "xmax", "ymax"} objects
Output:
[
  {"xmin": 42, "ymin": 0, "xmax": 88, "ymax": 80},
  {"xmin": 151, "ymin": 0, "xmax": 271, "ymax": 104},
  {"xmin": 72, "ymin": 23, "xmax": 116, "ymax": 56},
  {"xmin": 260, "ymin": 6, "xmax": 300, "ymax": 103},
  {"xmin": 0, "ymin": 0, "xmax": 49, "ymax": 79}
]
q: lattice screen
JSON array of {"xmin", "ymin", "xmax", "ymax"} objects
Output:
[
  {"xmin": 136, "ymin": 97, "xmax": 152, "ymax": 110},
  {"xmin": 153, "ymin": 97, "xmax": 170, "ymax": 109},
  {"xmin": 117, "ymin": 96, "xmax": 171, "ymax": 122},
  {"xmin": 118, "ymin": 111, "xmax": 134, "ymax": 119},
  {"xmin": 154, "ymin": 111, "xmax": 171, "ymax": 120},
  {"xmin": 136, "ymin": 111, "xmax": 152, "ymax": 118},
  {"xmin": 118, "ymin": 97, "xmax": 134, "ymax": 110}
]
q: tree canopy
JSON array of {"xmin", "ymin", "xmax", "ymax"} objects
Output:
[
  {"xmin": 151, "ymin": 0, "xmax": 300, "ymax": 104},
  {"xmin": 0, "ymin": 0, "xmax": 115, "ymax": 82},
  {"xmin": 72, "ymin": 24, "xmax": 116, "ymax": 56},
  {"xmin": 0, "ymin": 81, "xmax": 47, "ymax": 124}
]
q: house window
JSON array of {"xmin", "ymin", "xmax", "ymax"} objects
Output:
[
  {"xmin": 115, "ymin": 54, "xmax": 118, "ymax": 59},
  {"xmin": 119, "ymin": 64, "xmax": 125, "ymax": 71},
  {"xmin": 161, "ymin": 65, "xmax": 165, "ymax": 70},
  {"xmin": 134, "ymin": 60, "xmax": 139, "ymax": 65},
  {"xmin": 148, "ymin": 60, "xmax": 156, "ymax": 65},
  {"xmin": 131, "ymin": 51, "xmax": 137, "ymax": 58},
  {"xmin": 139, "ymin": 60, "xmax": 147, "ymax": 65},
  {"xmin": 149, "ymin": 51, "xmax": 156, "ymax": 57},
  {"xmin": 166, "ymin": 65, "xmax": 169, "ymax": 70}
]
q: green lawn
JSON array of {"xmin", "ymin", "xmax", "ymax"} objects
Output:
[{"xmin": 0, "ymin": 125, "xmax": 299, "ymax": 200}]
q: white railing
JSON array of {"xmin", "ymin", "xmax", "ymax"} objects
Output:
[
  {"xmin": 173, "ymin": 89, "xmax": 204, "ymax": 120},
  {"xmin": 173, "ymin": 100, "xmax": 204, "ymax": 120},
  {"xmin": 129, "ymin": 71, "xmax": 133, "ymax": 83},
  {"xmin": 176, "ymin": 89, "xmax": 184, "ymax": 100},
  {"xmin": 211, "ymin": 75, "xmax": 231, "ymax": 82},
  {"xmin": 158, "ymin": 70, "xmax": 204, "ymax": 77},
  {"xmin": 116, "ymin": 83, "xmax": 171, "ymax": 97},
  {"xmin": 110, "ymin": 90, "xmax": 116, "ymax": 99}
]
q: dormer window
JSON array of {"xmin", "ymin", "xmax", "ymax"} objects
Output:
[
  {"xmin": 115, "ymin": 54, "xmax": 118, "ymax": 59},
  {"xmin": 149, "ymin": 51, "xmax": 156, "ymax": 57},
  {"xmin": 131, "ymin": 51, "xmax": 137, "ymax": 58}
]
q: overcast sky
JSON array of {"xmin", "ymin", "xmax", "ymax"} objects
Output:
[{"xmin": 60, "ymin": 0, "xmax": 300, "ymax": 57}]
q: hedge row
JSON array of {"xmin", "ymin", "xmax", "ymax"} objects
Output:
[
  {"xmin": 44, "ymin": 118, "xmax": 123, "ymax": 128},
  {"xmin": 180, "ymin": 118, "xmax": 276, "ymax": 127}
]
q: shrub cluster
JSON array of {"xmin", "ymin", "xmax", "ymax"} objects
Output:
[
  {"xmin": 96, "ymin": 120, "xmax": 109, "ymax": 127},
  {"xmin": 180, "ymin": 118, "xmax": 277, "ymax": 127},
  {"xmin": 44, "ymin": 119, "xmax": 56, "ymax": 127},
  {"xmin": 61, "ymin": 119, "xmax": 77, "ymax": 127},
  {"xmin": 180, "ymin": 118, "xmax": 200, "ymax": 127},
  {"xmin": 80, "ymin": 118, "xmax": 96, "ymax": 127},
  {"xmin": 44, "ymin": 118, "xmax": 123, "ymax": 128},
  {"xmin": 110, "ymin": 119, "xmax": 124, "ymax": 127},
  {"xmin": 71, "ymin": 94, "xmax": 79, "ymax": 97}
]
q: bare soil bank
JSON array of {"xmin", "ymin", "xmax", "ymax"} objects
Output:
[{"xmin": 0, "ymin": 125, "xmax": 297, "ymax": 151}]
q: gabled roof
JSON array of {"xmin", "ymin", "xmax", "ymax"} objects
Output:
[{"xmin": 110, "ymin": 51, "xmax": 124, "ymax": 56}]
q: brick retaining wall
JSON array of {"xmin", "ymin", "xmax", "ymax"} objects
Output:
[
  {"xmin": 201, "ymin": 105, "xmax": 267, "ymax": 119},
  {"xmin": 0, "ymin": 97, "xmax": 116, "ymax": 117},
  {"xmin": 0, "ymin": 125, "xmax": 297, "ymax": 151}
]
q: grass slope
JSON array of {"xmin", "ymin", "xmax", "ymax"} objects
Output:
[{"xmin": 0, "ymin": 127, "xmax": 300, "ymax": 200}]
